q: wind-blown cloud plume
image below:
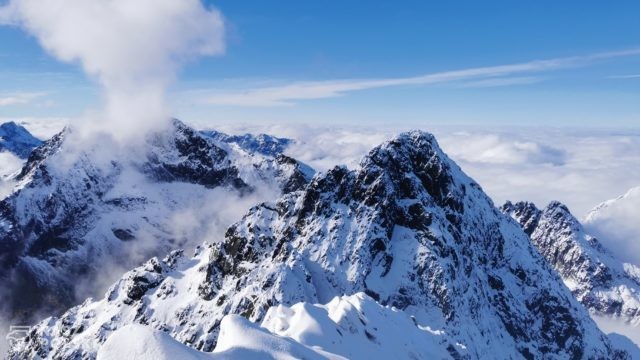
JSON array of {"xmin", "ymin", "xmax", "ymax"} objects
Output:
[{"xmin": 0, "ymin": 0, "xmax": 225, "ymax": 136}]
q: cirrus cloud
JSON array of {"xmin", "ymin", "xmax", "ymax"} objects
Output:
[{"xmin": 191, "ymin": 48, "xmax": 640, "ymax": 107}]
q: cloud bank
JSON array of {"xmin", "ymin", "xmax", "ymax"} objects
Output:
[
  {"xmin": 0, "ymin": 152, "xmax": 22, "ymax": 199},
  {"xmin": 584, "ymin": 187, "xmax": 640, "ymax": 266},
  {"xmin": 203, "ymin": 123, "xmax": 640, "ymax": 219},
  {"xmin": 0, "ymin": 0, "xmax": 225, "ymax": 136},
  {"xmin": 440, "ymin": 133, "xmax": 567, "ymax": 165}
]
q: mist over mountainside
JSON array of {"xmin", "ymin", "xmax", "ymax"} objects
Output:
[
  {"xmin": 502, "ymin": 201, "xmax": 640, "ymax": 348},
  {"xmin": 10, "ymin": 131, "xmax": 628, "ymax": 359},
  {"xmin": 0, "ymin": 118, "xmax": 312, "ymax": 327},
  {"xmin": 584, "ymin": 187, "xmax": 640, "ymax": 266}
]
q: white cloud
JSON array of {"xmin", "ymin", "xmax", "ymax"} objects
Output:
[
  {"xmin": 0, "ymin": 92, "xmax": 44, "ymax": 107},
  {"xmin": 199, "ymin": 123, "xmax": 640, "ymax": 219},
  {"xmin": 1, "ymin": 0, "xmax": 225, "ymax": 138},
  {"xmin": 594, "ymin": 315, "xmax": 640, "ymax": 349},
  {"xmin": 608, "ymin": 74, "xmax": 640, "ymax": 79},
  {"xmin": 439, "ymin": 133, "xmax": 566, "ymax": 165},
  {"xmin": 0, "ymin": 152, "xmax": 23, "ymax": 177},
  {"xmin": 451, "ymin": 76, "xmax": 543, "ymax": 88},
  {"xmin": 584, "ymin": 187, "xmax": 640, "ymax": 266},
  {"xmin": 438, "ymin": 129, "xmax": 640, "ymax": 218},
  {"xmin": 193, "ymin": 48, "xmax": 640, "ymax": 107},
  {"xmin": 0, "ymin": 152, "xmax": 23, "ymax": 199}
]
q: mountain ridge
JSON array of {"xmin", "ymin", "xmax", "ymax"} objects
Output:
[
  {"xmin": 10, "ymin": 130, "xmax": 626, "ymax": 359},
  {"xmin": 502, "ymin": 200, "xmax": 640, "ymax": 346},
  {"xmin": 0, "ymin": 118, "xmax": 312, "ymax": 326}
]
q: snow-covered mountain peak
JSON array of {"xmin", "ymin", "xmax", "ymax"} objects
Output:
[
  {"xmin": 10, "ymin": 130, "xmax": 627, "ymax": 359},
  {"xmin": 502, "ymin": 200, "xmax": 640, "ymax": 346},
  {"xmin": 0, "ymin": 118, "xmax": 313, "ymax": 328},
  {"xmin": 0, "ymin": 121, "xmax": 43, "ymax": 159}
]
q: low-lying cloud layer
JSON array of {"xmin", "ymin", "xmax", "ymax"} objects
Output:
[
  {"xmin": 584, "ymin": 187, "xmax": 640, "ymax": 266},
  {"xmin": 207, "ymin": 123, "xmax": 640, "ymax": 220}
]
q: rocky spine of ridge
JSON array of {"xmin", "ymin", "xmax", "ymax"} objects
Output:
[
  {"xmin": 10, "ymin": 131, "xmax": 626, "ymax": 359},
  {"xmin": 199, "ymin": 129, "xmax": 293, "ymax": 157},
  {"xmin": 501, "ymin": 201, "xmax": 640, "ymax": 326},
  {"xmin": 0, "ymin": 119, "xmax": 312, "ymax": 324}
]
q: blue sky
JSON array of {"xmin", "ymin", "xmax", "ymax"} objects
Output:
[{"xmin": 0, "ymin": 0, "xmax": 639, "ymax": 127}]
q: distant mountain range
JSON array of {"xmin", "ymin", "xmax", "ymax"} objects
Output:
[{"xmin": 0, "ymin": 122, "xmax": 42, "ymax": 159}]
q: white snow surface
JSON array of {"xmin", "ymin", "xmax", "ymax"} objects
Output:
[{"xmin": 97, "ymin": 293, "xmax": 450, "ymax": 360}]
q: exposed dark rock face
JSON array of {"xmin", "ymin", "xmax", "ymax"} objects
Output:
[
  {"xmin": 10, "ymin": 131, "xmax": 625, "ymax": 359},
  {"xmin": 0, "ymin": 119, "xmax": 312, "ymax": 326},
  {"xmin": 502, "ymin": 201, "xmax": 640, "ymax": 329}
]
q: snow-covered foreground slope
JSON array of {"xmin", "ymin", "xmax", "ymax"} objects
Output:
[
  {"xmin": 10, "ymin": 130, "xmax": 628, "ymax": 359},
  {"xmin": 502, "ymin": 201, "xmax": 640, "ymax": 347},
  {"xmin": 584, "ymin": 186, "xmax": 640, "ymax": 266},
  {"xmin": 97, "ymin": 293, "xmax": 451, "ymax": 360},
  {"xmin": 0, "ymin": 119, "xmax": 311, "ymax": 325}
]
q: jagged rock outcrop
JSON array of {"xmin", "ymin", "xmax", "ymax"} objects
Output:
[
  {"xmin": 0, "ymin": 119, "xmax": 312, "ymax": 324},
  {"xmin": 9, "ymin": 131, "xmax": 626, "ymax": 359},
  {"xmin": 502, "ymin": 201, "xmax": 640, "ymax": 344}
]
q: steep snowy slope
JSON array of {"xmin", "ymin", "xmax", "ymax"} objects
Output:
[
  {"xmin": 584, "ymin": 186, "xmax": 640, "ymax": 266},
  {"xmin": 502, "ymin": 201, "xmax": 640, "ymax": 346},
  {"xmin": 96, "ymin": 293, "xmax": 451, "ymax": 360},
  {"xmin": 0, "ymin": 121, "xmax": 43, "ymax": 159},
  {"xmin": 10, "ymin": 130, "xmax": 626, "ymax": 359},
  {"xmin": 0, "ymin": 119, "xmax": 312, "ymax": 324}
]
